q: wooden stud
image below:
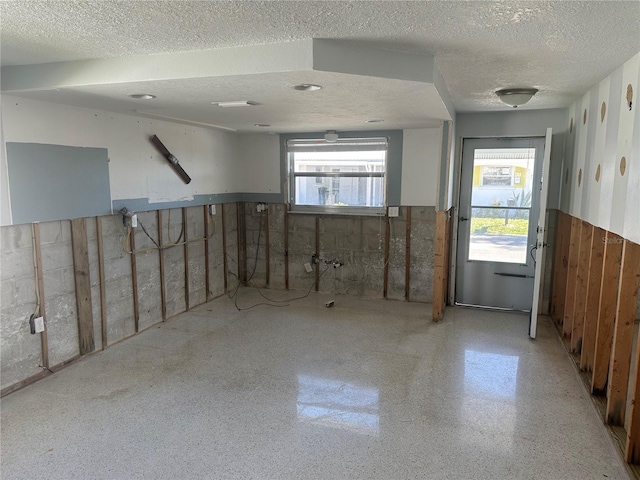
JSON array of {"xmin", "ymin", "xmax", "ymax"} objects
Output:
[
  {"xmin": 315, "ymin": 216, "xmax": 320, "ymax": 292},
  {"xmin": 128, "ymin": 222, "xmax": 139, "ymax": 333},
  {"xmin": 204, "ymin": 206, "xmax": 211, "ymax": 302},
  {"xmin": 405, "ymin": 206, "xmax": 411, "ymax": 301},
  {"xmin": 563, "ymin": 217, "xmax": 581, "ymax": 337},
  {"xmin": 591, "ymin": 232, "xmax": 624, "ymax": 395},
  {"xmin": 157, "ymin": 210, "xmax": 167, "ymax": 321},
  {"xmin": 95, "ymin": 217, "xmax": 107, "ymax": 349},
  {"xmin": 70, "ymin": 218, "xmax": 95, "ymax": 355},
  {"xmin": 265, "ymin": 206, "xmax": 270, "ymax": 288},
  {"xmin": 284, "ymin": 207, "xmax": 289, "ymax": 290},
  {"xmin": 32, "ymin": 223, "xmax": 49, "ymax": 369},
  {"xmin": 239, "ymin": 203, "xmax": 247, "ymax": 283},
  {"xmin": 433, "ymin": 210, "xmax": 448, "ymax": 321},
  {"xmin": 182, "ymin": 207, "xmax": 189, "ymax": 310},
  {"xmin": 383, "ymin": 208, "xmax": 390, "ymax": 299},
  {"xmin": 570, "ymin": 221, "xmax": 592, "ymax": 353},
  {"xmin": 551, "ymin": 212, "xmax": 569, "ymax": 323},
  {"xmin": 606, "ymin": 240, "xmax": 640, "ymax": 426},
  {"xmin": 580, "ymin": 226, "xmax": 606, "ymax": 372},
  {"xmin": 221, "ymin": 204, "xmax": 228, "ymax": 293},
  {"xmin": 626, "ymin": 322, "xmax": 640, "ymax": 463}
]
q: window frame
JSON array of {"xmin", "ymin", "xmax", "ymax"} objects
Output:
[{"xmin": 287, "ymin": 137, "xmax": 389, "ymax": 216}]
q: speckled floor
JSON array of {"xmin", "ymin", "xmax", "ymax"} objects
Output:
[{"xmin": 0, "ymin": 289, "xmax": 629, "ymax": 480}]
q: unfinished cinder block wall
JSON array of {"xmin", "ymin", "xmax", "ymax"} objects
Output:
[
  {"xmin": 239, "ymin": 202, "xmax": 437, "ymax": 302},
  {"xmin": 0, "ymin": 204, "xmax": 235, "ymax": 394}
]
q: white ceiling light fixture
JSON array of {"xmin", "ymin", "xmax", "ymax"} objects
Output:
[
  {"xmin": 129, "ymin": 93, "xmax": 156, "ymax": 99},
  {"xmin": 212, "ymin": 101, "xmax": 258, "ymax": 107},
  {"xmin": 293, "ymin": 84, "xmax": 322, "ymax": 91},
  {"xmin": 495, "ymin": 88, "xmax": 539, "ymax": 108},
  {"xmin": 254, "ymin": 123, "xmax": 271, "ymax": 127},
  {"xmin": 365, "ymin": 119, "xmax": 384, "ymax": 123},
  {"xmin": 324, "ymin": 130, "xmax": 339, "ymax": 142}
]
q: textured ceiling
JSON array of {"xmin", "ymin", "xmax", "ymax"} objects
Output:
[{"xmin": 1, "ymin": 0, "xmax": 639, "ymax": 129}]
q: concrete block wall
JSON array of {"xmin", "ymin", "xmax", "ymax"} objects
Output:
[
  {"xmin": 1, "ymin": 205, "xmax": 234, "ymax": 392},
  {"xmin": 0, "ymin": 224, "xmax": 41, "ymax": 389},
  {"xmin": 101, "ymin": 214, "xmax": 136, "ymax": 344},
  {"xmin": 39, "ymin": 220, "xmax": 80, "ymax": 365},
  {"xmin": 164, "ymin": 208, "xmax": 187, "ymax": 318},
  {"xmin": 186, "ymin": 206, "xmax": 207, "ymax": 308},
  {"xmin": 244, "ymin": 203, "xmax": 268, "ymax": 288},
  {"xmin": 224, "ymin": 203, "xmax": 240, "ymax": 291},
  {"xmin": 133, "ymin": 211, "xmax": 162, "ymax": 331},
  {"xmin": 256, "ymin": 203, "xmax": 436, "ymax": 302}
]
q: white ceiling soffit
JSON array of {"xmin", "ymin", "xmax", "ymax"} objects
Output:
[
  {"xmin": 1, "ymin": 40, "xmax": 452, "ymax": 133},
  {"xmin": 1, "ymin": 1, "xmax": 639, "ymax": 121}
]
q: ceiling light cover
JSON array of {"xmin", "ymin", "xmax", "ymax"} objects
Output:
[
  {"xmin": 254, "ymin": 124, "xmax": 271, "ymax": 127},
  {"xmin": 365, "ymin": 119, "xmax": 384, "ymax": 123},
  {"xmin": 495, "ymin": 88, "xmax": 538, "ymax": 108},
  {"xmin": 129, "ymin": 93, "xmax": 156, "ymax": 99},
  {"xmin": 293, "ymin": 84, "xmax": 322, "ymax": 91},
  {"xmin": 212, "ymin": 101, "xmax": 258, "ymax": 107}
]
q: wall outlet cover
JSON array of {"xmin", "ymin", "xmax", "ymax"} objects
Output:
[
  {"xmin": 209, "ymin": 205, "xmax": 216, "ymax": 215},
  {"xmin": 131, "ymin": 214, "xmax": 138, "ymax": 228},
  {"xmin": 388, "ymin": 206, "xmax": 399, "ymax": 217},
  {"xmin": 34, "ymin": 316, "xmax": 45, "ymax": 333},
  {"xmin": 304, "ymin": 262, "xmax": 313, "ymax": 273}
]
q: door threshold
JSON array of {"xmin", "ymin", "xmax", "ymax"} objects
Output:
[{"xmin": 454, "ymin": 302, "xmax": 530, "ymax": 313}]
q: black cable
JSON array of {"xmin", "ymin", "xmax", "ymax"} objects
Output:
[
  {"xmin": 228, "ymin": 210, "xmax": 264, "ymax": 310},
  {"xmin": 138, "ymin": 220, "xmax": 161, "ymax": 249},
  {"xmin": 249, "ymin": 265, "xmax": 331, "ymax": 306},
  {"xmin": 530, "ymin": 245, "xmax": 537, "ymax": 266}
]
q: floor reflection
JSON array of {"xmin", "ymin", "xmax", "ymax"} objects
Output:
[
  {"xmin": 464, "ymin": 350, "xmax": 519, "ymax": 397},
  {"xmin": 296, "ymin": 375, "xmax": 379, "ymax": 434}
]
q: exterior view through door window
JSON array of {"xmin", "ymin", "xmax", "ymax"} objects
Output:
[{"xmin": 468, "ymin": 148, "xmax": 535, "ymax": 264}]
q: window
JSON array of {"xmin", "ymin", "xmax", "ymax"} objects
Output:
[{"xmin": 288, "ymin": 137, "xmax": 388, "ymax": 215}]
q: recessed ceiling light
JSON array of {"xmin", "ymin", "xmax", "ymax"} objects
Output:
[
  {"xmin": 211, "ymin": 101, "xmax": 258, "ymax": 107},
  {"xmin": 129, "ymin": 94, "xmax": 156, "ymax": 100},
  {"xmin": 293, "ymin": 84, "xmax": 322, "ymax": 91},
  {"xmin": 254, "ymin": 124, "xmax": 271, "ymax": 127},
  {"xmin": 365, "ymin": 119, "xmax": 384, "ymax": 123}
]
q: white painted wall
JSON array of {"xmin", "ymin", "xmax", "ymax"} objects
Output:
[
  {"xmin": 237, "ymin": 133, "xmax": 282, "ymax": 195},
  {"xmin": 1, "ymin": 95, "xmax": 241, "ymax": 224},
  {"xmin": 565, "ymin": 51, "xmax": 640, "ymax": 244},
  {"xmin": 401, "ymin": 127, "xmax": 442, "ymax": 206}
]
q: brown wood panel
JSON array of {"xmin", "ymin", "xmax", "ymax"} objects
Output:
[
  {"xmin": 580, "ymin": 226, "xmax": 606, "ymax": 372},
  {"xmin": 551, "ymin": 211, "xmax": 570, "ymax": 323},
  {"xmin": 221, "ymin": 204, "xmax": 228, "ymax": 292},
  {"xmin": 563, "ymin": 217, "xmax": 582, "ymax": 337},
  {"xmin": 96, "ymin": 217, "xmax": 107, "ymax": 349},
  {"xmin": 571, "ymin": 221, "xmax": 592, "ymax": 353},
  {"xmin": 432, "ymin": 210, "xmax": 448, "ymax": 321},
  {"xmin": 182, "ymin": 208, "xmax": 189, "ymax": 310},
  {"xmin": 383, "ymin": 208, "xmax": 390, "ymax": 299},
  {"xmin": 157, "ymin": 210, "xmax": 167, "ymax": 321},
  {"xmin": 591, "ymin": 232, "xmax": 624, "ymax": 395},
  {"xmin": 265, "ymin": 207, "xmax": 270, "ymax": 288},
  {"xmin": 606, "ymin": 240, "xmax": 640, "ymax": 426},
  {"xmin": 284, "ymin": 207, "xmax": 289, "ymax": 290},
  {"xmin": 70, "ymin": 218, "xmax": 95, "ymax": 355},
  {"xmin": 204, "ymin": 206, "xmax": 211, "ymax": 302},
  {"xmin": 405, "ymin": 207, "xmax": 411, "ymax": 301},
  {"xmin": 31, "ymin": 223, "xmax": 49, "ymax": 368},
  {"xmin": 129, "ymin": 225, "xmax": 139, "ymax": 333},
  {"xmin": 626, "ymin": 325, "xmax": 640, "ymax": 463},
  {"xmin": 315, "ymin": 217, "xmax": 320, "ymax": 292}
]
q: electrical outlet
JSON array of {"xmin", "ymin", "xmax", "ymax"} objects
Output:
[
  {"xmin": 34, "ymin": 316, "xmax": 45, "ymax": 333},
  {"xmin": 304, "ymin": 262, "xmax": 313, "ymax": 273},
  {"xmin": 388, "ymin": 206, "xmax": 399, "ymax": 217},
  {"xmin": 256, "ymin": 203, "xmax": 267, "ymax": 213},
  {"xmin": 131, "ymin": 214, "xmax": 138, "ymax": 228},
  {"xmin": 208, "ymin": 205, "xmax": 216, "ymax": 215}
]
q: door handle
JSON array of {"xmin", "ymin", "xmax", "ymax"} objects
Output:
[{"xmin": 459, "ymin": 216, "xmax": 469, "ymax": 222}]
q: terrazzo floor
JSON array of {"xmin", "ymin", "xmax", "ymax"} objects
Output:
[{"xmin": 0, "ymin": 289, "xmax": 629, "ymax": 479}]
